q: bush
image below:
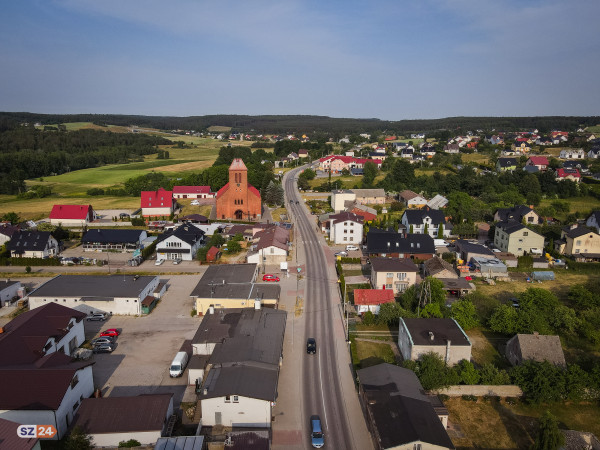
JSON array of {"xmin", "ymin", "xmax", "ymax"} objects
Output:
[
  {"xmin": 10, "ymin": 257, "xmax": 61, "ymax": 267},
  {"xmin": 25, "ymin": 265, "xmax": 31, "ymax": 273},
  {"xmin": 362, "ymin": 311, "xmax": 375, "ymax": 325},
  {"xmin": 118, "ymin": 439, "xmax": 141, "ymax": 448},
  {"xmin": 131, "ymin": 217, "xmax": 146, "ymax": 226},
  {"xmin": 340, "ymin": 257, "xmax": 361, "ymax": 264},
  {"xmin": 190, "ymin": 309, "xmax": 197, "ymax": 317},
  {"xmin": 461, "ymin": 394, "xmax": 477, "ymax": 402}
]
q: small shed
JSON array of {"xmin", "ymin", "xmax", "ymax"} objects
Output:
[
  {"xmin": 141, "ymin": 295, "xmax": 159, "ymax": 314},
  {"xmin": 188, "ymin": 354, "xmax": 210, "ymax": 386},
  {"xmin": 206, "ymin": 246, "xmax": 222, "ymax": 262},
  {"xmin": 153, "ymin": 281, "xmax": 167, "ymax": 299},
  {"xmin": 531, "ymin": 271, "xmax": 555, "ymax": 281}
]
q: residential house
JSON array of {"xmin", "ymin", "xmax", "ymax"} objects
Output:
[
  {"xmin": 398, "ymin": 318, "xmax": 472, "ymax": 366},
  {"xmin": 156, "ymin": 222, "xmax": 205, "ymax": 261},
  {"xmin": 189, "ymin": 264, "xmax": 280, "ymax": 313},
  {"xmin": 357, "ymin": 364, "xmax": 455, "ymax": 450},
  {"xmin": 526, "ymin": 156, "xmax": 549, "ymax": 171},
  {"xmin": 141, "ymin": 188, "xmax": 175, "ymax": 218},
  {"xmin": 559, "ymin": 148, "xmax": 585, "ymax": 159},
  {"xmin": 555, "ymin": 168, "xmax": 581, "ymax": 183},
  {"xmin": 443, "ymin": 143, "xmax": 460, "ymax": 154},
  {"xmin": 470, "ymin": 257, "xmax": 508, "ymax": 278},
  {"xmin": 247, "ymin": 226, "xmax": 289, "ymax": 265},
  {"xmin": 536, "ymin": 136, "xmax": 553, "ymax": 146},
  {"xmin": 352, "ymin": 188, "xmax": 386, "ymax": 205},
  {"xmin": 193, "ymin": 307, "xmax": 286, "ymax": 428},
  {"xmin": 27, "ymin": 275, "xmax": 160, "ymax": 316},
  {"xmin": 49, "ymin": 204, "xmax": 96, "ymax": 227},
  {"xmin": 400, "ymin": 207, "xmax": 452, "ymax": 238},
  {"xmin": 505, "ymin": 333, "xmax": 566, "ymax": 367},
  {"xmin": 350, "ymin": 204, "xmax": 378, "ymax": 222},
  {"xmin": 511, "ymin": 141, "xmax": 531, "ymax": 153},
  {"xmin": 587, "ymin": 147, "xmax": 600, "ymax": 159},
  {"xmin": 0, "ymin": 418, "xmax": 41, "ymax": 450},
  {"xmin": 0, "ymin": 280, "xmax": 21, "ymax": 307},
  {"xmin": 298, "ymin": 149, "xmax": 309, "ymax": 158},
  {"xmin": 585, "ymin": 211, "xmax": 600, "ymax": 232},
  {"xmin": 496, "ymin": 157, "xmax": 517, "ymax": 172},
  {"xmin": 0, "ymin": 303, "xmax": 94, "ymax": 439},
  {"xmin": 494, "ymin": 205, "xmax": 540, "ymax": 224},
  {"xmin": 180, "ymin": 214, "xmax": 209, "ymax": 224},
  {"xmin": 487, "ymin": 135, "xmax": 504, "ymax": 145},
  {"xmin": 331, "ymin": 190, "xmax": 357, "ymax": 212},
  {"xmin": 427, "ymin": 194, "xmax": 449, "ymax": 210},
  {"xmin": 370, "ymin": 258, "xmax": 418, "ymax": 294},
  {"xmin": 353, "ymin": 289, "xmax": 395, "ymax": 315},
  {"xmin": 562, "ymin": 160, "xmax": 582, "ymax": 170},
  {"xmin": 72, "ymin": 395, "xmax": 174, "ymax": 447},
  {"xmin": 400, "ymin": 147, "xmax": 414, "ymax": 159},
  {"xmin": 82, "ymin": 229, "xmax": 147, "ymax": 252},
  {"xmin": 398, "ymin": 190, "xmax": 427, "ymax": 208},
  {"xmin": 172, "ymin": 186, "xmax": 214, "ymax": 199},
  {"xmin": 420, "ymin": 143, "xmax": 436, "ymax": 158},
  {"xmin": 366, "ymin": 229, "xmax": 435, "ymax": 260},
  {"xmin": 0, "ymin": 223, "xmax": 19, "ymax": 246},
  {"xmin": 369, "ymin": 152, "xmax": 387, "ymax": 161},
  {"xmin": 423, "ymin": 256, "xmax": 458, "ymax": 279},
  {"xmin": 329, "ymin": 212, "xmax": 364, "ymax": 245},
  {"xmin": 350, "ymin": 167, "xmax": 364, "ymax": 176},
  {"xmin": 7, "ymin": 231, "xmax": 59, "ymax": 259},
  {"xmin": 556, "ymin": 225, "xmax": 600, "ymax": 259},
  {"xmin": 494, "ymin": 221, "xmax": 544, "ymax": 256}
]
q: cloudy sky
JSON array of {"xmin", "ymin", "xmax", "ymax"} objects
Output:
[{"xmin": 1, "ymin": 0, "xmax": 598, "ymax": 120}]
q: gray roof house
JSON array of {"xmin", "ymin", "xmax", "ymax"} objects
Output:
[
  {"xmin": 357, "ymin": 364, "xmax": 454, "ymax": 450},
  {"xmin": 505, "ymin": 333, "xmax": 566, "ymax": 367},
  {"xmin": 194, "ymin": 307, "xmax": 286, "ymax": 428},
  {"xmin": 400, "ymin": 207, "xmax": 452, "ymax": 238}
]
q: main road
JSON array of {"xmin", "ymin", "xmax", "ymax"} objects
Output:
[{"xmin": 281, "ymin": 166, "xmax": 373, "ymax": 450}]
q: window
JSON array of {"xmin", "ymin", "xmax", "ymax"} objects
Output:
[
  {"xmin": 386, "ymin": 273, "xmax": 393, "ymax": 278},
  {"xmin": 70, "ymin": 374, "xmax": 79, "ymax": 389},
  {"xmin": 343, "ymin": 237, "xmax": 347, "ymax": 241},
  {"xmin": 233, "ymin": 395, "xmax": 239, "ymax": 403},
  {"xmin": 72, "ymin": 401, "xmax": 79, "ymax": 411},
  {"xmin": 523, "ymin": 232, "xmax": 529, "ymax": 236},
  {"xmin": 386, "ymin": 284, "xmax": 392, "ymax": 289},
  {"xmin": 398, "ymin": 273, "xmax": 406, "ymax": 280},
  {"xmin": 576, "ymin": 240, "xmax": 582, "ymax": 246},
  {"xmin": 225, "ymin": 396, "xmax": 231, "ymax": 402}
]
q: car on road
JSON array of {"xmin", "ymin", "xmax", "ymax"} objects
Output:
[
  {"xmin": 91, "ymin": 337, "xmax": 115, "ymax": 346},
  {"xmin": 296, "ymin": 200, "xmax": 300, "ymax": 204},
  {"xmin": 93, "ymin": 344, "xmax": 115, "ymax": 354},
  {"xmin": 155, "ymin": 258, "xmax": 165, "ymax": 266},
  {"xmin": 262, "ymin": 274, "xmax": 280, "ymax": 282},
  {"xmin": 86, "ymin": 312, "xmax": 107, "ymax": 321},
  {"xmin": 172, "ymin": 258, "xmax": 182, "ymax": 265},
  {"xmin": 334, "ymin": 251, "xmax": 348, "ymax": 257},
  {"xmin": 307, "ymin": 338, "xmax": 316, "ymax": 354},
  {"xmin": 345, "ymin": 245, "xmax": 359, "ymax": 251},
  {"xmin": 100, "ymin": 328, "xmax": 120, "ymax": 338},
  {"xmin": 311, "ymin": 416, "xmax": 325, "ymax": 448}
]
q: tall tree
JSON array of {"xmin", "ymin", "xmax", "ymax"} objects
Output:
[
  {"xmin": 362, "ymin": 161, "xmax": 378, "ymax": 187},
  {"xmin": 532, "ymin": 411, "xmax": 564, "ymax": 450}
]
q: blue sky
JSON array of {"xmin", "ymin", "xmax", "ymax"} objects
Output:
[{"xmin": 1, "ymin": 0, "xmax": 599, "ymax": 120}]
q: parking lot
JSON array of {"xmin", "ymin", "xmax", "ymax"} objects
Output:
[{"xmin": 84, "ymin": 275, "xmax": 202, "ymax": 403}]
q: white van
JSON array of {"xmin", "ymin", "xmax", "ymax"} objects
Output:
[{"xmin": 169, "ymin": 352, "xmax": 189, "ymax": 378}]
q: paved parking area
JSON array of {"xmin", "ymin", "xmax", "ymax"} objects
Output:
[{"xmin": 85, "ymin": 275, "xmax": 202, "ymax": 404}]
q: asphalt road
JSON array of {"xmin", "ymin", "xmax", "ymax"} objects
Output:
[{"xmin": 284, "ymin": 167, "xmax": 372, "ymax": 450}]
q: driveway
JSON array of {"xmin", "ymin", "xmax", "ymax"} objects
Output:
[{"xmin": 85, "ymin": 275, "xmax": 202, "ymax": 405}]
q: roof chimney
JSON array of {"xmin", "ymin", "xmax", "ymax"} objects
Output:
[{"xmin": 254, "ymin": 300, "xmax": 261, "ymax": 310}]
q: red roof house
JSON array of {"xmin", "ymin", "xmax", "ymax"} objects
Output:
[
  {"xmin": 172, "ymin": 186, "xmax": 214, "ymax": 199},
  {"xmin": 526, "ymin": 156, "xmax": 549, "ymax": 171},
  {"xmin": 49, "ymin": 204, "xmax": 96, "ymax": 226},
  {"xmin": 555, "ymin": 168, "xmax": 581, "ymax": 183},
  {"xmin": 141, "ymin": 188, "xmax": 175, "ymax": 217},
  {"xmin": 353, "ymin": 289, "xmax": 395, "ymax": 314}
]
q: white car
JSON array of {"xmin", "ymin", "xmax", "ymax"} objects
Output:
[
  {"xmin": 190, "ymin": 200, "xmax": 200, "ymax": 206},
  {"xmin": 345, "ymin": 245, "xmax": 360, "ymax": 251},
  {"xmin": 155, "ymin": 258, "xmax": 165, "ymax": 266}
]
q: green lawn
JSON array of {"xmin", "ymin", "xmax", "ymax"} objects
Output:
[
  {"xmin": 350, "ymin": 338, "xmax": 397, "ymax": 370},
  {"xmin": 538, "ymin": 195, "xmax": 600, "ymax": 220}
]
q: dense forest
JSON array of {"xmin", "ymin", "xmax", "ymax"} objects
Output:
[
  {"xmin": 1, "ymin": 112, "xmax": 598, "ymax": 135},
  {"xmin": 0, "ymin": 124, "xmax": 170, "ymax": 194}
]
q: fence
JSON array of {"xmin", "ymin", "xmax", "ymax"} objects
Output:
[{"xmin": 432, "ymin": 385, "xmax": 523, "ymax": 397}]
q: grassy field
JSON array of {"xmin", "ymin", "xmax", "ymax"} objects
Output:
[
  {"xmin": 466, "ymin": 327, "xmax": 508, "ymax": 367},
  {"xmin": 461, "ymin": 153, "xmax": 493, "ymax": 165},
  {"xmin": 586, "ymin": 125, "xmax": 600, "ymax": 133},
  {"xmin": 538, "ymin": 195, "xmax": 600, "ymax": 221},
  {"xmin": 446, "ymin": 397, "xmax": 600, "ymax": 449},
  {"xmin": 351, "ymin": 339, "xmax": 397, "ymax": 369}
]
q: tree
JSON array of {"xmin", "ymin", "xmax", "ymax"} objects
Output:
[
  {"xmin": 363, "ymin": 161, "xmax": 378, "ymax": 187},
  {"xmin": 437, "ymin": 223, "xmax": 444, "ymax": 239},
  {"xmin": 457, "ymin": 360, "xmax": 480, "ymax": 385},
  {"xmin": 376, "ymin": 302, "xmax": 411, "ymax": 326},
  {"xmin": 451, "ymin": 298, "xmax": 479, "ymax": 330},
  {"xmin": 424, "ymin": 223, "xmax": 429, "ymax": 235},
  {"xmin": 417, "ymin": 352, "xmax": 459, "ymax": 390},
  {"xmin": 64, "ymin": 426, "xmax": 94, "ymax": 450},
  {"xmin": 227, "ymin": 240, "xmax": 242, "ymax": 253},
  {"xmin": 532, "ymin": 410, "xmax": 564, "ymax": 450},
  {"xmin": 488, "ymin": 304, "xmax": 519, "ymax": 334},
  {"xmin": 1, "ymin": 211, "xmax": 21, "ymax": 224}
]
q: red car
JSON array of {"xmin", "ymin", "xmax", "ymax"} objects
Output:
[
  {"xmin": 100, "ymin": 328, "xmax": 120, "ymax": 338},
  {"xmin": 262, "ymin": 274, "xmax": 280, "ymax": 282}
]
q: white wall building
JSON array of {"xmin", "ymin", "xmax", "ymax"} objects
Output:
[
  {"xmin": 329, "ymin": 212, "xmax": 364, "ymax": 245},
  {"xmin": 0, "ymin": 280, "xmax": 21, "ymax": 307},
  {"xmin": 330, "ymin": 190, "xmax": 356, "ymax": 212}
]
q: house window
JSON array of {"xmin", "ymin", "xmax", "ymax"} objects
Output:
[
  {"xmin": 343, "ymin": 237, "xmax": 347, "ymax": 241},
  {"xmin": 576, "ymin": 240, "xmax": 582, "ymax": 246},
  {"xmin": 386, "ymin": 273, "xmax": 393, "ymax": 278},
  {"xmin": 70, "ymin": 374, "xmax": 79, "ymax": 389},
  {"xmin": 72, "ymin": 401, "xmax": 79, "ymax": 411},
  {"xmin": 398, "ymin": 273, "xmax": 406, "ymax": 280},
  {"xmin": 386, "ymin": 284, "xmax": 392, "ymax": 290},
  {"xmin": 225, "ymin": 396, "xmax": 231, "ymax": 403},
  {"xmin": 233, "ymin": 395, "xmax": 239, "ymax": 403},
  {"xmin": 523, "ymin": 232, "xmax": 528, "ymax": 236}
]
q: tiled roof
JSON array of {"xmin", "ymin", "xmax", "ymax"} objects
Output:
[
  {"xmin": 402, "ymin": 208, "xmax": 446, "ymax": 225},
  {"xmin": 141, "ymin": 188, "xmax": 173, "ymax": 208},
  {"xmin": 528, "ymin": 156, "xmax": 549, "ymax": 165},
  {"xmin": 7, "ymin": 231, "xmax": 54, "ymax": 253},
  {"xmin": 229, "ymin": 158, "xmax": 248, "ymax": 171},
  {"xmin": 401, "ymin": 318, "xmax": 471, "ymax": 347},
  {"xmin": 370, "ymin": 257, "xmax": 418, "ymax": 273},
  {"xmin": 49, "ymin": 204, "xmax": 93, "ymax": 220},
  {"xmin": 0, "ymin": 418, "xmax": 39, "ymax": 449},
  {"xmin": 507, "ymin": 333, "xmax": 565, "ymax": 366},
  {"xmin": 366, "ymin": 231, "xmax": 435, "ymax": 255},
  {"xmin": 353, "ymin": 289, "xmax": 395, "ymax": 305},
  {"xmin": 556, "ymin": 168, "xmax": 580, "ymax": 178},
  {"xmin": 330, "ymin": 211, "xmax": 364, "ymax": 225}
]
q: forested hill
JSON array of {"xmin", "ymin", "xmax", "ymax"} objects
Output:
[{"xmin": 1, "ymin": 112, "xmax": 598, "ymax": 134}]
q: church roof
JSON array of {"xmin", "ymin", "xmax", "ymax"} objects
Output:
[{"xmin": 229, "ymin": 158, "xmax": 248, "ymax": 171}]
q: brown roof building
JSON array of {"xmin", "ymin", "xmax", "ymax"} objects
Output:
[
  {"xmin": 505, "ymin": 333, "xmax": 566, "ymax": 367},
  {"xmin": 216, "ymin": 159, "xmax": 262, "ymax": 221}
]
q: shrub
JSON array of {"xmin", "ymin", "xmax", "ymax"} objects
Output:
[
  {"xmin": 25, "ymin": 266, "xmax": 31, "ymax": 273},
  {"xmin": 362, "ymin": 311, "xmax": 375, "ymax": 325}
]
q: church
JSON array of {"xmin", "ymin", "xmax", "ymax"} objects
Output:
[{"xmin": 216, "ymin": 159, "xmax": 262, "ymax": 221}]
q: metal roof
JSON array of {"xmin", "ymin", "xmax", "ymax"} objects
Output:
[{"xmin": 29, "ymin": 275, "xmax": 158, "ymax": 299}]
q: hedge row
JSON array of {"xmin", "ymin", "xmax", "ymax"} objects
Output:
[{"xmin": 0, "ymin": 257, "xmax": 62, "ymax": 266}]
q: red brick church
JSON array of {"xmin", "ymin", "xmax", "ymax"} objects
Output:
[{"xmin": 216, "ymin": 159, "xmax": 262, "ymax": 221}]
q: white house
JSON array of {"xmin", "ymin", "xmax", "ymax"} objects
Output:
[
  {"xmin": 7, "ymin": 231, "xmax": 59, "ymax": 259},
  {"xmin": 246, "ymin": 226, "xmax": 289, "ymax": 265},
  {"xmin": 586, "ymin": 211, "xmax": 600, "ymax": 232},
  {"xmin": 27, "ymin": 275, "xmax": 160, "ymax": 316},
  {"xmin": 0, "ymin": 223, "xmax": 19, "ymax": 246},
  {"xmin": 49, "ymin": 204, "xmax": 96, "ymax": 227},
  {"xmin": 330, "ymin": 190, "xmax": 357, "ymax": 212},
  {"xmin": 401, "ymin": 208, "xmax": 452, "ymax": 238},
  {"xmin": 172, "ymin": 186, "xmax": 214, "ymax": 199},
  {"xmin": 141, "ymin": 188, "xmax": 175, "ymax": 218},
  {"xmin": 329, "ymin": 212, "xmax": 364, "ymax": 245},
  {"xmin": 559, "ymin": 148, "xmax": 586, "ymax": 160},
  {"xmin": 72, "ymin": 394, "xmax": 174, "ymax": 447},
  {"xmin": 155, "ymin": 222, "xmax": 205, "ymax": 261},
  {"xmin": 398, "ymin": 190, "xmax": 427, "ymax": 208},
  {"xmin": 0, "ymin": 280, "xmax": 21, "ymax": 307}
]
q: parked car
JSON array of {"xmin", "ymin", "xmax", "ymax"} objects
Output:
[
  {"xmin": 307, "ymin": 338, "xmax": 316, "ymax": 354},
  {"xmin": 91, "ymin": 337, "xmax": 115, "ymax": 346},
  {"xmin": 100, "ymin": 328, "xmax": 120, "ymax": 338},
  {"xmin": 311, "ymin": 416, "xmax": 325, "ymax": 448},
  {"xmin": 345, "ymin": 245, "xmax": 359, "ymax": 251},
  {"xmin": 334, "ymin": 251, "xmax": 348, "ymax": 257},
  {"xmin": 173, "ymin": 258, "xmax": 182, "ymax": 265},
  {"xmin": 86, "ymin": 312, "xmax": 107, "ymax": 321},
  {"xmin": 155, "ymin": 258, "xmax": 165, "ymax": 266},
  {"xmin": 93, "ymin": 344, "xmax": 115, "ymax": 354},
  {"xmin": 262, "ymin": 274, "xmax": 280, "ymax": 282},
  {"xmin": 119, "ymin": 213, "xmax": 130, "ymax": 219},
  {"xmin": 190, "ymin": 200, "xmax": 200, "ymax": 206}
]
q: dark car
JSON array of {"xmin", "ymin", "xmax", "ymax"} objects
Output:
[
  {"xmin": 307, "ymin": 338, "xmax": 316, "ymax": 354},
  {"xmin": 93, "ymin": 344, "xmax": 115, "ymax": 354}
]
